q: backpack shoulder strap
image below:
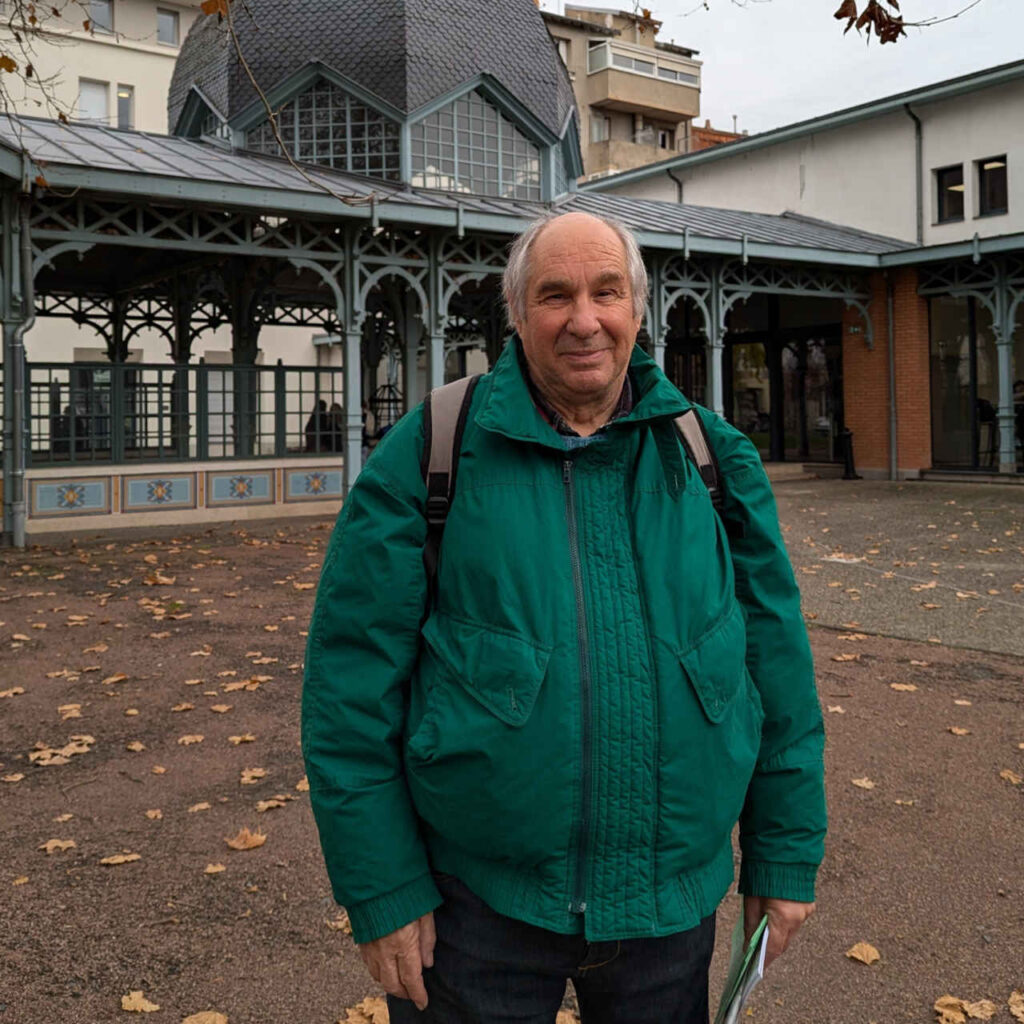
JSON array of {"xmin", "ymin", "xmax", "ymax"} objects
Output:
[
  {"xmin": 674, "ymin": 408, "xmax": 724, "ymax": 517},
  {"xmin": 421, "ymin": 374, "xmax": 481, "ymax": 600}
]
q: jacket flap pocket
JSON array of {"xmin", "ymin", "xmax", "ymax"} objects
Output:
[
  {"xmin": 678, "ymin": 604, "xmax": 747, "ymax": 723},
  {"xmin": 421, "ymin": 613, "xmax": 552, "ymax": 727}
]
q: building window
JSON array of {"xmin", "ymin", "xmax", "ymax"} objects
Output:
[
  {"xmin": 246, "ymin": 79, "xmax": 400, "ymax": 179},
  {"xmin": 77, "ymin": 79, "xmax": 109, "ymax": 124},
  {"xmin": 657, "ymin": 128, "xmax": 674, "ymax": 150},
  {"xmin": 116, "ymin": 84, "xmax": 134, "ymax": 129},
  {"xmin": 935, "ymin": 164, "xmax": 964, "ymax": 224},
  {"xmin": 410, "ymin": 90, "xmax": 542, "ymax": 201},
  {"xmin": 89, "ymin": 0, "xmax": 113, "ymax": 33},
  {"xmin": 977, "ymin": 156, "xmax": 1007, "ymax": 217},
  {"xmin": 590, "ymin": 112, "xmax": 610, "ymax": 143},
  {"xmin": 157, "ymin": 8, "xmax": 179, "ymax": 46},
  {"xmin": 553, "ymin": 37, "xmax": 569, "ymax": 66}
]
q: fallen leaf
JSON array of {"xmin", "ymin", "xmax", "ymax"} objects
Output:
[
  {"xmin": 204, "ymin": 863, "xmax": 226, "ymax": 874},
  {"xmin": 1008, "ymin": 991, "xmax": 1024, "ymax": 1023},
  {"xmin": 296, "ymin": 776, "xmax": 309, "ymax": 792},
  {"xmin": 84, "ymin": 642, "xmax": 108, "ymax": 653},
  {"xmin": 189, "ymin": 802, "xmax": 211, "ymax": 813},
  {"xmin": 100, "ymin": 853, "xmax": 141, "ymax": 865},
  {"xmin": 58, "ymin": 704, "xmax": 82, "ymax": 720},
  {"xmin": 182, "ymin": 1013, "xmax": 229, "ymax": 1024},
  {"xmin": 827, "ymin": 705, "xmax": 846, "ymax": 714},
  {"xmin": 225, "ymin": 827, "xmax": 267, "ymax": 851},
  {"xmin": 263, "ymin": 625, "xmax": 279, "ymax": 632},
  {"xmin": 921, "ymin": 603, "xmax": 941, "ymax": 610},
  {"xmin": 126, "ymin": 741, "xmax": 145, "ymax": 752},
  {"xmin": 326, "ymin": 910, "xmax": 352, "ymax": 933},
  {"xmin": 146, "ymin": 809, "xmax": 163, "ymax": 820},
  {"xmin": 255, "ymin": 799, "xmax": 287, "ymax": 813},
  {"xmin": 172, "ymin": 703, "xmax": 195, "ymax": 712},
  {"xmin": 832, "ymin": 653, "xmax": 860, "ymax": 662},
  {"xmin": 178, "ymin": 735, "xmax": 205, "ymax": 746},
  {"xmin": 894, "ymin": 798, "xmax": 916, "ymax": 806},
  {"xmin": 293, "ymin": 582, "xmax": 315, "ymax": 590},
  {"xmin": 999, "ymin": 769, "xmax": 1022, "ymax": 785},
  {"xmin": 340, "ymin": 997, "xmax": 389, "ymax": 1024},
  {"xmin": 948, "ymin": 727, "xmax": 971, "ymax": 736},
  {"xmin": 240, "ymin": 768, "xmax": 267, "ymax": 785},
  {"xmin": 121, "ymin": 990, "xmax": 160, "ymax": 1012},
  {"xmin": 209, "ymin": 704, "xmax": 232, "ymax": 714},
  {"xmin": 13, "ymin": 876, "xmax": 29, "ymax": 885},
  {"xmin": 964, "ymin": 1000, "xmax": 999, "ymax": 1020},
  {"xmin": 102, "ymin": 672, "xmax": 129, "ymax": 685},
  {"xmin": 2, "ymin": 773, "xmax": 25, "ymax": 783},
  {"xmin": 152, "ymin": 765, "xmax": 167, "ymax": 775},
  {"xmin": 845, "ymin": 941, "xmax": 880, "ymax": 965},
  {"xmin": 228, "ymin": 734, "xmax": 256, "ymax": 745},
  {"xmin": 124, "ymin": 709, "xmax": 139, "ymax": 717},
  {"xmin": 890, "ymin": 683, "xmax": 918, "ymax": 692},
  {"xmin": 0, "ymin": 687, "xmax": 25, "ymax": 698},
  {"xmin": 953, "ymin": 699, "xmax": 972, "ymax": 706},
  {"xmin": 39, "ymin": 839, "xmax": 76, "ymax": 854},
  {"xmin": 54, "ymin": 813, "xmax": 73, "ymax": 822},
  {"xmin": 851, "ymin": 777, "xmax": 876, "ymax": 790}
]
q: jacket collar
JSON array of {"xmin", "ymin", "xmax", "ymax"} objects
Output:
[{"xmin": 474, "ymin": 337, "xmax": 691, "ymax": 450}]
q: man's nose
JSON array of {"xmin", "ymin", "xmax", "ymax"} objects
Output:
[{"xmin": 566, "ymin": 298, "xmax": 600, "ymax": 336}]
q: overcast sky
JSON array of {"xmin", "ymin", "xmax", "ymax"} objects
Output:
[{"xmin": 539, "ymin": 0, "xmax": 1021, "ymax": 135}]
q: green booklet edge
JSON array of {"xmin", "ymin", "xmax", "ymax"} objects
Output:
[{"xmin": 713, "ymin": 912, "xmax": 769, "ymax": 1024}]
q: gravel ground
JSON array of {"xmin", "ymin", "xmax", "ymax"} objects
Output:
[{"xmin": 0, "ymin": 478, "xmax": 1022, "ymax": 1024}]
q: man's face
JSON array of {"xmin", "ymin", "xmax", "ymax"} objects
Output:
[{"xmin": 514, "ymin": 214, "xmax": 642, "ymax": 407}]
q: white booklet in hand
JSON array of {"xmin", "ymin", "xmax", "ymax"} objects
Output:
[{"xmin": 714, "ymin": 913, "xmax": 769, "ymax": 1024}]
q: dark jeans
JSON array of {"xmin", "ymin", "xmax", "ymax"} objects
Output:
[{"xmin": 387, "ymin": 872, "xmax": 716, "ymax": 1024}]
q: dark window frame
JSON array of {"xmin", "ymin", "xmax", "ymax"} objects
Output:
[
  {"xmin": 935, "ymin": 164, "xmax": 965, "ymax": 224},
  {"xmin": 976, "ymin": 155, "xmax": 1008, "ymax": 218},
  {"xmin": 156, "ymin": 7, "xmax": 180, "ymax": 46}
]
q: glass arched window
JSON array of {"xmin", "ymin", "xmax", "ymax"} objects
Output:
[
  {"xmin": 246, "ymin": 79, "xmax": 400, "ymax": 180},
  {"xmin": 410, "ymin": 90, "xmax": 542, "ymax": 201}
]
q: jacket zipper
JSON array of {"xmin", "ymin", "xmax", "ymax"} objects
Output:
[{"xmin": 564, "ymin": 456, "xmax": 592, "ymax": 916}]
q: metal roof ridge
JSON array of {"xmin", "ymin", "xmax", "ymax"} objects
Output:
[{"xmin": 582, "ymin": 57, "xmax": 1024, "ymax": 191}]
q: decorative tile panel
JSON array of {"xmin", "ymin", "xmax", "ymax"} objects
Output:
[
  {"xmin": 31, "ymin": 478, "xmax": 111, "ymax": 518},
  {"xmin": 122, "ymin": 473, "xmax": 197, "ymax": 513},
  {"xmin": 285, "ymin": 468, "xmax": 343, "ymax": 502},
  {"xmin": 206, "ymin": 470, "xmax": 275, "ymax": 507}
]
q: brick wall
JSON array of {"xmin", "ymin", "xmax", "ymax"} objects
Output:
[{"xmin": 841, "ymin": 269, "xmax": 932, "ymax": 477}]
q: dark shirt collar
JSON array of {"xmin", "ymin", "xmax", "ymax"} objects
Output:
[{"xmin": 525, "ymin": 367, "xmax": 634, "ymax": 438}]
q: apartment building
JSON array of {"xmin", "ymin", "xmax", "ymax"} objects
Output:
[
  {"xmin": 0, "ymin": 0, "xmax": 201, "ymax": 130},
  {"xmin": 541, "ymin": 4, "xmax": 702, "ymax": 179}
]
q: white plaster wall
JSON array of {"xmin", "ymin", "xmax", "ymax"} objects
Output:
[
  {"xmin": 0, "ymin": 0, "xmax": 201, "ymax": 131},
  {"xmin": 602, "ymin": 78, "xmax": 1024, "ymax": 247},
  {"xmin": 920, "ymin": 79, "xmax": 1024, "ymax": 245}
]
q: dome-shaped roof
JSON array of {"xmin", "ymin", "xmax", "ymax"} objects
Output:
[{"xmin": 168, "ymin": 0, "xmax": 577, "ymax": 140}]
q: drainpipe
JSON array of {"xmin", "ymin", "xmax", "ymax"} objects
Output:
[
  {"xmin": 666, "ymin": 166, "xmax": 684, "ymax": 204},
  {"xmin": 903, "ymin": 104, "xmax": 924, "ymax": 245},
  {"xmin": 886, "ymin": 271, "xmax": 897, "ymax": 481},
  {"xmin": 11, "ymin": 196, "xmax": 35, "ymax": 548}
]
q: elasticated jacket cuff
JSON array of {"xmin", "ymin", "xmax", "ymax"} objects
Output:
[
  {"xmin": 738, "ymin": 860, "xmax": 818, "ymax": 903},
  {"xmin": 344, "ymin": 873, "xmax": 444, "ymax": 945}
]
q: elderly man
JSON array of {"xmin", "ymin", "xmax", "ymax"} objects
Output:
[{"xmin": 302, "ymin": 212, "xmax": 826, "ymax": 1023}]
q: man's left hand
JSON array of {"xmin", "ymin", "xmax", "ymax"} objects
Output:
[{"xmin": 743, "ymin": 896, "xmax": 815, "ymax": 969}]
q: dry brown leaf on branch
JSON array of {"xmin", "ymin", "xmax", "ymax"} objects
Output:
[
  {"xmin": 1008, "ymin": 991, "xmax": 1024, "ymax": 1023},
  {"xmin": 890, "ymin": 683, "xmax": 918, "ymax": 692},
  {"xmin": 39, "ymin": 838, "xmax": 76, "ymax": 854},
  {"xmin": 225, "ymin": 827, "xmax": 267, "ymax": 851},
  {"xmin": 845, "ymin": 941, "xmax": 880, "ymax": 965},
  {"xmin": 121, "ymin": 990, "xmax": 160, "ymax": 1012},
  {"xmin": 100, "ymin": 853, "xmax": 141, "ymax": 866},
  {"xmin": 240, "ymin": 768, "xmax": 267, "ymax": 785},
  {"xmin": 339, "ymin": 996, "xmax": 389, "ymax": 1024},
  {"xmin": 999, "ymin": 769, "xmax": 1023, "ymax": 785},
  {"xmin": 851, "ymin": 777, "xmax": 876, "ymax": 790},
  {"xmin": 182, "ymin": 1013, "xmax": 229, "ymax": 1024}
]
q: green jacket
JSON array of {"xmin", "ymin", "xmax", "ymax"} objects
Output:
[{"xmin": 302, "ymin": 340, "xmax": 826, "ymax": 945}]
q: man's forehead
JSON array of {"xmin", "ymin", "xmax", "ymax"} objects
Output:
[{"xmin": 529, "ymin": 218, "xmax": 628, "ymax": 273}]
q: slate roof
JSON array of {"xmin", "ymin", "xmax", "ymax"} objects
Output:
[
  {"xmin": 167, "ymin": 0, "xmax": 576, "ymax": 139},
  {"xmin": 562, "ymin": 192, "xmax": 911, "ymax": 254},
  {"xmin": 0, "ymin": 115, "xmax": 912, "ymax": 256}
]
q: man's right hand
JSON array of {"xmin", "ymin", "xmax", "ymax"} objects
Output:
[{"xmin": 357, "ymin": 911, "xmax": 436, "ymax": 1010}]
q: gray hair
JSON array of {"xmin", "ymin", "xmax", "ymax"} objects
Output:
[{"xmin": 502, "ymin": 211, "xmax": 649, "ymax": 327}]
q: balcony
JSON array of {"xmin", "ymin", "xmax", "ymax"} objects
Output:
[{"xmin": 586, "ymin": 40, "xmax": 701, "ymax": 121}]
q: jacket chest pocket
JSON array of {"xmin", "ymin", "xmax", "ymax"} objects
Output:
[{"xmin": 677, "ymin": 603, "xmax": 759, "ymax": 724}]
